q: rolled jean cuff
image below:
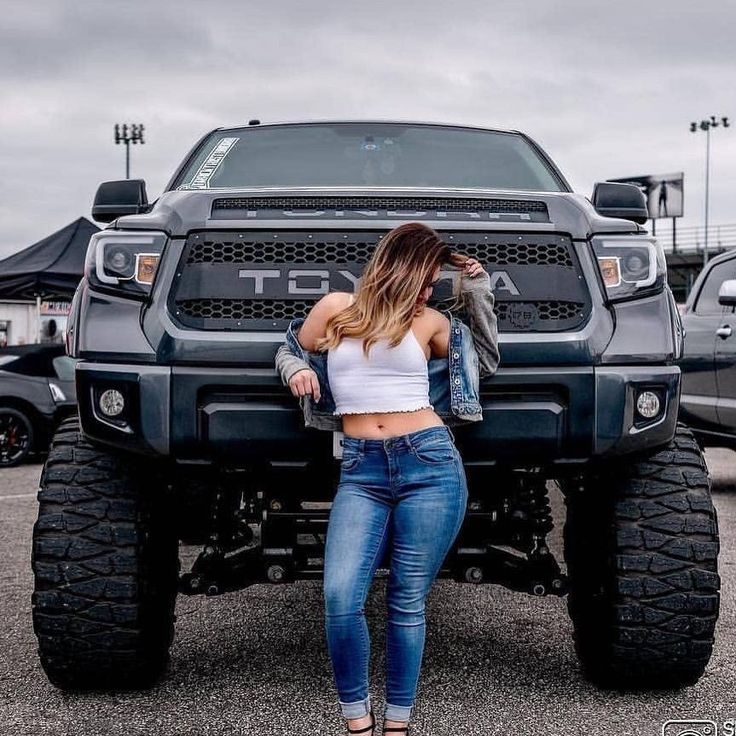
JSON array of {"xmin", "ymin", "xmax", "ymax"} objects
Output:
[
  {"xmin": 339, "ymin": 694, "xmax": 372, "ymax": 719},
  {"xmin": 384, "ymin": 702, "xmax": 413, "ymax": 721}
]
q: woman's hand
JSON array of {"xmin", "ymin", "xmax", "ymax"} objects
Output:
[
  {"xmin": 461, "ymin": 256, "xmax": 486, "ymax": 278},
  {"xmin": 448, "ymin": 253, "xmax": 491, "ymax": 297},
  {"xmin": 288, "ymin": 368, "xmax": 322, "ymax": 403}
]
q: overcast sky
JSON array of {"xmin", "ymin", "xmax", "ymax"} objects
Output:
[{"xmin": 0, "ymin": 0, "xmax": 734, "ymax": 258}]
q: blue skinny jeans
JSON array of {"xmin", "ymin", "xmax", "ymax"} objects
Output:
[{"xmin": 323, "ymin": 425, "xmax": 468, "ymax": 722}]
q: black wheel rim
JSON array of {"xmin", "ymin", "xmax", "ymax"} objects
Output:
[{"xmin": 0, "ymin": 412, "xmax": 30, "ymax": 465}]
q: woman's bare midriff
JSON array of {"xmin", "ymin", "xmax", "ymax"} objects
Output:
[{"xmin": 341, "ymin": 407, "xmax": 445, "ymax": 440}]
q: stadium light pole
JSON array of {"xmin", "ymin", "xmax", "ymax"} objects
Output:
[
  {"xmin": 690, "ymin": 116, "xmax": 730, "ymax": 265},
  {"xmin": 114, "ymin": 123, "xmax": 145, "ymax": 179}
]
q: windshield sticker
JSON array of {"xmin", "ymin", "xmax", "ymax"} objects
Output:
[{"xmin": 183, "ymin": 137, "xmax": 239, "ymax": 189}]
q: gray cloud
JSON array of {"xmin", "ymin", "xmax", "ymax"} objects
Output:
[{"xmin": 0, "ymin": 0, "xmax": 733, "ymax": 256}]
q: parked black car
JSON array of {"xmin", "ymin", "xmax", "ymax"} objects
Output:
[
  {"xmin": 679, "ymin": 248, "xmax": 736, "ymax": 448},
  {"xmin": 0, "ymin": 344, "xmax": 77, "ymax": 466}
]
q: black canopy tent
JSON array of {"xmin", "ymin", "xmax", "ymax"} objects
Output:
[
  {"xmin": 0, "ymin": 217, "xmax": 100, "ymax": 343},
  {"xmin": 0, "ymin": 217, "xmax": 100, "ymax": 301}
]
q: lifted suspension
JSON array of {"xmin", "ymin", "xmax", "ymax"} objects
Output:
[{"xmin": 178, "ymin": 470, "xmax": 568, "ymax": 598}]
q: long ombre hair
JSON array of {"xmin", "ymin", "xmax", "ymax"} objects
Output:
[{"xmin": 314, "ymin": 222, "xmax": 468, "ymax": 357}]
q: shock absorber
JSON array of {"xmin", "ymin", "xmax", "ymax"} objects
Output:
[
  {"xmin": 189, "ymin": 483, "xmax": 243, "ymax": 595},
  {"xmin": 511, "ymin": 474, "xmax": 554, "ymax": 557}
]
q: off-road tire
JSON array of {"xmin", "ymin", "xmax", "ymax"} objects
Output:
[
  {"xmin": 562, "ymin": 422, "xmax": 720, "ymax": 689},
  {"xmin": 31, "ymin": 417, "xmax": 179, "ymax": 690}
]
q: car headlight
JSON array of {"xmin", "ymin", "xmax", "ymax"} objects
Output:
[
  {"xmin": 590, "ymin": 235, "xmax": 667, "ymax": 302},
  {"xmin": 84, "ymin": 230, "xmax": 166, "ymax": 297}
]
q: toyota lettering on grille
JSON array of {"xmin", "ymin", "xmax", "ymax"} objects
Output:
[{"xmin": 236, "ymin": 268, "xmax": 521, "ymax": 296}]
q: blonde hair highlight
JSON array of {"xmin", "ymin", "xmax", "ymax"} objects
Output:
[{"xmin": 314, "ymin": 222, "xmax": 471, "ymax": 357}]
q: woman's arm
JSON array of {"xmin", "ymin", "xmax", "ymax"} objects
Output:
[
  {"xmin": 430, "ymin": 256, "xmax": 487, "ymax": 359},
  {"xmin": 274, "ymin": 291, "xmax": 350, "ymax": 400},
  {"xmin": 455, "ymin": 269, "xmax": 500, "ymax": 379},
  {"xmin": 428, "ymin": 310, "xmax": 451, "ymax": 359},
  {"xmin": 274, "ymin": 343, "xmax": 311, "ymax": 384},
  {"xmin": 295, "ymin": 291, "xmax": 346, "ymax": 351}
]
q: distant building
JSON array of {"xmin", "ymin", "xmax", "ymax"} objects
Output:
[
  {"xmin": 0, "ymin": 300, "xmax": 36, "ymax": 346},
  {"xmin": 0, "ymin": 299, "xmax": 69, "ymax": 346}
]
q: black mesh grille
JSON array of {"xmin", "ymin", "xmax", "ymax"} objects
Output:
[
  {"xmin": 495, "ymin": 301, "xmax": 585, "ymax": 322},
  {"xmin": 175, "ymin": 298, "xmax": 587, "ymax": 331},
  {"xmin": 475, "ymin": 241, "xmax": 570, "ymax": 267},
  {"xmin": 176, "ymin": 299, "xmax": 314, "ymax": 322},
  {"xmin": 187, "ymin": 236, "xmax": 378, "ymax": 265},
  {"xmin": 213, "ymin": 196, "xmax": 548, "ymax": 214},
  {"xmin": 185, "ymin": 232, "xmax": 572, "ymax": 267},
  {"xmin": 171, "ymin": 230, "xmax": 590, "ymax": 333}
]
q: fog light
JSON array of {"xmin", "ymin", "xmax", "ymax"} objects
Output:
[
  {"xmin": 636, "ymin": 390, "xmax": 660, "ymax": 419},
  {"xmin": 99, "ymin": 389, "xmax": 125, "ymax": 417}
]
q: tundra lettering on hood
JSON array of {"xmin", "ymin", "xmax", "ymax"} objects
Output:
[{"xmin": 245, "ymin": 209, "xmax": 538, "ymax": 223}]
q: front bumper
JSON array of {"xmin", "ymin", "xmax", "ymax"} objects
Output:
[{"xmin": 76, "ymin": 361, "xmax": 681, "ymax": 466}]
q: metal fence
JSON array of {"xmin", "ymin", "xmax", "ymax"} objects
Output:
[{"xmin": 653, "ymin": 222, "xmax": 736, "ymax": 254}]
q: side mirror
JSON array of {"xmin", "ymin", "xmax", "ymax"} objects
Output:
[
  {"xmin": 591, "ymin": 182, "xmax": 649, "ymax": 225},
  {"xmin": 718, "ymin": 279, "xmax": 736, "ymax": 306},
  {"xmin": 92, "ymin": 179, "xmax": 149, "ymax": 223}
]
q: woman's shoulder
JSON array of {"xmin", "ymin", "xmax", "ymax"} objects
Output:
[
  {"xmin": 417, "ymin": 306, "xmax": 450, "ymax": 329},
  {"xmin": 312, "ymin": 291, "xmax": 353, "ymax": 316},
  {"xmin": 412, "ymin": 306, "xmax": 450, "ymax": 346},
  {"xmin": 330, "ymin": 291, "xmax": 355, "ymax": 307},
  {"xmin": 298, "ymin": 292, "xmax": 354, "ymax": 351}
]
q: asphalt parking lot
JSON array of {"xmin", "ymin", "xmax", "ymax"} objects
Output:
[{"xmin": 1, "ymin": 450, "xmax": 735, "ymax": 736}]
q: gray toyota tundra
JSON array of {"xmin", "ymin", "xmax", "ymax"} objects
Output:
[{"xmin": 31, "ymin": 120, "xmax": 720, "ymax": 692}]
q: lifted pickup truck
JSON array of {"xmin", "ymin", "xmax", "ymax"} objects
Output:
[{"xmin": 31, "ymin": 121, "xmax": 719, "ymax": 692}]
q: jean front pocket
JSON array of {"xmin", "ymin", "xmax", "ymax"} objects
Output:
[
  {"xmin": 411, "ymin": 437, "xmax": 457, "ymax": 465},
  {"xmin": 341, "ymin": 448, "xmax": 364, "ymax": 472}
]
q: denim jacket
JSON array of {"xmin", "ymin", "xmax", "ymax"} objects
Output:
[{"xmin": 274, "ymin": 270, "xmax": 499, "ymax": 431}]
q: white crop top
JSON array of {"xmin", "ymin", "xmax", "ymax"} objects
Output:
[{"xmin": 326, "ymin": 295, "xmax": 433, "ymax": 416}]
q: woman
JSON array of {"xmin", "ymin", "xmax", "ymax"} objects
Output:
[{"xmin": 282, "ymin": 222, "xmax": 495, "ymax": 735}]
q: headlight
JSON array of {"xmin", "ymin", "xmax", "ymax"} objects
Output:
[
  {"xmin": 84, "ymin": 230, "xmax": 166, "ymax": 297},
  {"xmin": 590, "ymin": 235, "xmax": 667, "ymax": 302}
]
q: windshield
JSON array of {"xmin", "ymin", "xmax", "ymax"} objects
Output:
[{"xmin": 174, "ymin": 123, "xmax": 565, "ymax": 192}]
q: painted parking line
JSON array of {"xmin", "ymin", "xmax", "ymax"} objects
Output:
[{"xmin": 0, "ymin": 492, "xmax": 37, "ymax": 500}]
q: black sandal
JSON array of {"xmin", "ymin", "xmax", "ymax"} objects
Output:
[
  {"xmin": 347, "ymin": 709, "xmax": 375, "ymax": 734},
  {"xmin": 383, "ymin": 726, "xmax": 409, "ymax": 734}
]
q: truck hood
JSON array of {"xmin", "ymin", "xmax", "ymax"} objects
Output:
[{"xmin": 112, "ymin": 187, "xmax": 643, "ymax": 241}]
